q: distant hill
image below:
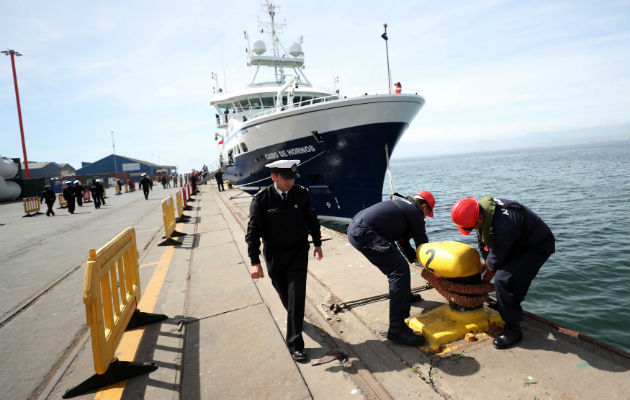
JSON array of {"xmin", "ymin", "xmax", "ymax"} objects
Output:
[{"xmin": 394, "ymin": 124, "xmax": 629, "ymax": 158}]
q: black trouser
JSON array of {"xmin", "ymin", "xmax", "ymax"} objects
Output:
[
  {"xmin": 67, "ymin": 198, "xmax": 76, "ymax": 214},
  {"xmin": 143, "ymin": 188, "xmax": 149, "ymax": 199},
  {"xmin": 76, "ymin": 196, "xmax": 82, "ymax": 206},
  {"xmin": 216, "ymin": 180, "xmax": 224, "ymax": 191},
  {"xmin": 98, "ymin": 194, "xmax": 105, "ymax": 205},
  {"xmin": 92, "ymin": 193, "xmax": 100, "ymax": 208},
  {"xmin": 263, "ymin": 243, "xmax": 309, "ymax": 352},
  {"xmin": 45, "ymin": 201, "xmax": 55, "ymax": 216},
  {"xmin": 493, "ymin": 249, "xmax": 552, "ymax": 325},
  {"xmin": 347, "ymin": 221, "xmax": 411, "ymax": 324}
]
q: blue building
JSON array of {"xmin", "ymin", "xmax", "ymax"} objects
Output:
[{"xmin": 76, "ymin": 154, "xmax": 176, "ymax": 178}]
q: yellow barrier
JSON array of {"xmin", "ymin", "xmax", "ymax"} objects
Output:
[
  {"xmin": 58, "ymin": 193, "xmax": 68, "ymax": 208},
  {"xmin": 162, "ymin": 196, "xmax": 176, "ymax": 239},
  {"xmin": 63, "ymin": 227, "xmax": 167, "ymax": 398},
  {"xmin": 23, "ymin": 197, "xmax": 41, "ymax": 216},
  {"xmin": 83, "ymin": 227, "xmax": 141, "ymax": 374},
  {"xmin": 115, "ymin": 185, "xmax": 121, "ymax": 195},
  {"xmin": 175, "ymin": 190, "xmax": 188, "ymax": 222},
  {"xmin": 124, "ymin": 183, "xmax": 129, "ymax": 193},
  {"xmin": 159, "ymin": 196, "xmax": 186, "ymax": 246}
]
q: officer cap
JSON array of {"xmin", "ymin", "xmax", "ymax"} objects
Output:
[
  {"xmin": 44, "ymin": 184, "xmax": 51, "ymax": 188},
  {"xmin": 265, "ymin": 159, "xmax": 300, "ymax": 179},
  {"xmin": 73, "ymin": 180, "xmax": 80, "ymax": 184},
  {"xmin": 141, "ymin": 173, "xmax": 146, "ymax": 176}
]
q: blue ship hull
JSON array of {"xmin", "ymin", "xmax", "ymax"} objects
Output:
[{"xmin": 222, "ymin": 121, "xmax": 408, "ymax": 220}]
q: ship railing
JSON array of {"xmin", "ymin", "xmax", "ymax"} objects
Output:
[{"xmin": 248, "ymin": 94, "xmax": 341, "ymax": 120}]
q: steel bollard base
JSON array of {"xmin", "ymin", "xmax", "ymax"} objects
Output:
[{"xmin": 62, "ymin": 360, "xmax": 158, "ymax": 398}]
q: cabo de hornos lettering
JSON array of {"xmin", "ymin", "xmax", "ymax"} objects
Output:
[{"xmin": 264, "ymin": 145, "xmax": 316, "ymax": 161}]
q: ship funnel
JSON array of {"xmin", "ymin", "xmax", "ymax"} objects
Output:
[{"xmin": 251, "ymin": 39, "xmax": 267, "ymax": 55}]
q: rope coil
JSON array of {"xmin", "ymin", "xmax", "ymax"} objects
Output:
[{"xmin": 421, "ymin": 268, "xmax": 495, "ymax": 309}]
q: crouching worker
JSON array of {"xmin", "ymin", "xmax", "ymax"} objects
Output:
[
  {"xmin": 451, "ymin": 196, "xmax": 555, "ymax": 349},
  {"xmin": 347, "ymin": 191, "xmax": 435, "ymax": 346}
]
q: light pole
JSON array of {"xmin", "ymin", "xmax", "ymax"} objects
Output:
[
  {"xmin": 2, "ymin": 49, "xmax": 30, "ymax": 178},
  {"xmin": 111, "ymin": 131, "xmax": 117, "ymax": 177}
]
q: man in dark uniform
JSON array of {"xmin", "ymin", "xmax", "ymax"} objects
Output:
[
  {"xmin": 40, "ymin": 184, "xmax": 56, "ymax": 216},
  {"xmin": 245, "ymin": 159, "xmax": 323, "ymax": 363},
  {"xmin": 139, "ymin": 173, "xmax": 152, "ymax": 200},
  {"xmin": 347, "ymin": 191, "xmax": 435, "ymax": 346},
  {"xmin": 89, "ymin": 179, "xmax": 101, "ymax": 209},
  {"xmin": 451, "ymin": 196, "xmax": 555, "ymax": 349},
  {"xmin": 95, "ymin": 179, "xmax": 106, "ymax": 205},
  {"xmin": 214, "ymin": 168, "xmax": 224, "ymax": 192},
  {"xmin": 62, "ymin": 181, "xmax": 76, "ymax": 214},
  {"xmin": 190, "ymin": 170, "xmax": 198, "ymax": 194},
  {"xmin": 73, "ymin": 180, "xmax": 83, "ymax": 207}
]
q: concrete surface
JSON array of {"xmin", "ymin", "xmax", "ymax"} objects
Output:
[{"xmin": 1, "ymin": 183, "xmax": 628, "ymax": 400}]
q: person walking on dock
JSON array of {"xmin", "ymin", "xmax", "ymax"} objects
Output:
[
  {"xmin": 73, "ymin": 180, "xmax": 83, "ymax": 207},
  {"xmin": 62, "ymin": 181, "xmax": 76, "ymax": 214},
  {"xmin": 347, "ymin": 191, "xmax": 435, "ymax": 346},
  {"xmin": 95, "ymin": 179, "xmax": 106, "ymax": 205},
  {"xmin": 139, "ymin": 173, "xmax": 152, "ymax": 200},
  {"xmin": 451, "ymin": 196, "xmax": 555, "ymax": 349},
  {"xmin": 246, "ymin": 159, "xmax": 323, "ymax": 363},
  {"xmin": 214, "ymin": 168, "xmax": 224, "ymax": 192},
  {"xmin": 89, "ymin": 180, "xmax": 101, "ymax": 209},
  {"xmin": 40, "ymin": 184, "xmax": 56, "ymax": 216}
]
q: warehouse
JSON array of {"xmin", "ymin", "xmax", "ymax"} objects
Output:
[{"xmin": 76, "ymin": 154, "xmax": 176, "ymax": 178}]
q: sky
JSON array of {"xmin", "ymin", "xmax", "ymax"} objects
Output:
[{"xmin": 1, "ymin": 0, "xmax": 628, "ymax": 173}]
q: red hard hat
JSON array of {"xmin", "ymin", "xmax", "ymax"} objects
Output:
[
  {"xmin": 413, "ymin": 190, "xmax": 435, "ymax": 217},
  {"xmin": 451, "ymin": 196, "xmax": 479, "ymax": 235}
]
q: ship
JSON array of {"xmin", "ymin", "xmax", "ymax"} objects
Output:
[{"xmin": 210, "ymin": 1, "xmax": 424, "ymax": 221}]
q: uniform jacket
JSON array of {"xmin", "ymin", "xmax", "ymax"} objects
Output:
[
  {"xmin": 352, "ymin": 198, "xmax": 428, "ymax": 262},
  {"xmin": 140, "ymin": 177, "xmax": 151, "ymax": 190},
  {"xmin": 40, "ymin": 189, "xmax": 56, "ymax": 204},
  {"xmin": 246, "ymin": 184, "xmax": 322, "ymax": 265},
  {"xmin": 478, "ymin": 197, "xmax": 555, "ymax": 271},
  {"xmin": 62, "ymin": 187, "xmax": 75, "ymax": 201},
  {"xmin": 73, "ymin": 184, "xmax": 83, "ymax": 198}
]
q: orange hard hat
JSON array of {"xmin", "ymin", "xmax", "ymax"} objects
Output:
[
  {"xmin": 413, "ymin": 190, "xmax": 435, "ymax": 217},
  {"xmin": 451, "ymin": 196, "xmax": 479, "ymax": 235}
]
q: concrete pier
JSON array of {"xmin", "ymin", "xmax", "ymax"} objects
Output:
[{"xmin": 1, "ymin": 183, "xmax": 628, "ymax": 399}]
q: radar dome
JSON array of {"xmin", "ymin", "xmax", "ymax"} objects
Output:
[
  {"xmin": 251, "ymin": 39, "xmax": 266, "ymax": 55},
  {"xmin": 288, "ymin": 42, "xmax": 303, "ymax": 57}
]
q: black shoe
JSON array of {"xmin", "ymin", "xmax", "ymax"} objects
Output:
[
  {"xmin": 387, "ymin": 322, "xmax": 426, "ymax": 346},
  {"xmin": 410, "ymin": 293, "xmax": 423, "ymax": 303},
  {"xmin": 493, "ymin": 324, "xmax": 523, "ymax": 349},
  {"xmin": 292, "ymin": 349, "xmax": 308, "ymax": 363}
]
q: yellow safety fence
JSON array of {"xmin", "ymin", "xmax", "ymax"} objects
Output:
[
  {"xmin": 63, "ymin": 227, "xmax": 168, "ymax": 398},
  {"xmin": 23, "ymin": 196, "xmax": 41, "ymax": 216},
  {"xmin": 115, "ymin": 185, "xmax": 121, "ymax": 195},
  {"xmin": 161, "ymin": 196, "xmax": 176, "ymax": 240},
  {"xmin": 83, "ymin": 227, "xmax": 141, "ymax": 374},
  {"xmin": 175, "ymin": 190, "xmax": 189, "ymax": 222},
  {"xmin": 124, "ymin": 183, "xmax": 129, "ymax": 192},
  {"xmin": 58, "ymin": 193, "xmax": 68, "ymax": 208}
]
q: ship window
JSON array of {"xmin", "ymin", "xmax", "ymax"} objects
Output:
[
  {"xmin": 300, "ymin": 96, "xmax": 312, "ymax": 106},
  {"xmin": 312, "ymin": 97, "xmax": 322, "ymax": 104},
  {"xmin": 240, "ymin": 143, "xmax": 248, "ymax": 153},
  {"xmin": 249, "ymin": 98, "xmax": 262, "ymax": 109},
  {"xmin": 293, "ymin": 96, "xmax": 301, "ymax": 105},
  {"xmin": 281, "ymin": 96, "xmax": 288, "ymax": 106},
  {"xmin": 228, "ymin": 149, "xmax": 234, "ymax": 165},
  {"xmin": 261, "ymin": 97, "xmax": 274, "ymax": 108}
]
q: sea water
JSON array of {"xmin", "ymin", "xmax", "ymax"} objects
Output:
[{"xmin": 327, "ymin": 140, "xmax": 630, "ymax": 352}]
